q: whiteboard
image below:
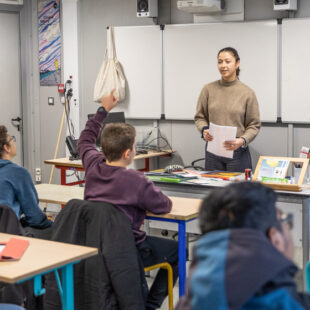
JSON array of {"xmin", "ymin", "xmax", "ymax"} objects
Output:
[
  {"xmin": 164, "ymin": 21, "xmax": 278, "ymax": 122},
  {"xmin": 111, "ymin": 26, "xmax": 162, "ymax": 119},
  {"xmin": 282, "ymin": 19, "xmax": 310, "ymax": 123}
]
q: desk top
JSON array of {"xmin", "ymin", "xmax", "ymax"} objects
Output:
[
  {"xmin": 36, "ymin": 183, "xmax": 84, "ymax": 204},
  {"xmin": 35, "ymin": 184, "xmax": 201, "ymax": 221},
  {"xmin": 153, "ymin": 178, "xmax": 310, "ymax": 200},
  {"xmin": 147, "ymin": 196, "xmax": 201, "ymax": 221},
  {"xmin": 0, "ymin": 233, "xmax": 98, "ymax": 283},
  {"xmin": 44, "ymin": 157, "xmax": 84, "ymax": 168},
  {"xmin": 44, "ymin": 150, "xmax": 175, "ymax": 168}
]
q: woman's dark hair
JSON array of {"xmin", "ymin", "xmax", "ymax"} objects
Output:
[
  {"xmin": 0, "ymin": 126, "xmax": 8, "ymax": 159},
  {"xmin": 217, "ymin": 47, "xmax": 240, "ymax": 77},
  {"xmin": 199, "ymin": 182, "xmax": 279, "ymax": 235}
]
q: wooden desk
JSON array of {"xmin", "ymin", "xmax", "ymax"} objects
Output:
[
  {"xmin": 0, "ymin": 232, "xmax": 97, "ymax": 310},
  {"xmin": 146, "ymin": 196, "xmax": 201, "ymax": 297},
  {"xmin": 35, "ymin": 183, "xmax": 201, "ymax": 297},
  {"xmin": 36, "ymin": 183, "xmax": 84, "ymax": 204},
  {"xmin": 44, "ymin": 150, "xmax": 174, "ymax": 186}
]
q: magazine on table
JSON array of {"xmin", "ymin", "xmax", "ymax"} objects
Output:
[{"xmin": 256, "ymin": 158, "xmax": 290, "ymax": 183}]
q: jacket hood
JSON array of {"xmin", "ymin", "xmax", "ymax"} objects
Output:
[
  {"xmin": 191, "ymin": 228, "xmax": 297, "ymax": 310},
  {"xmin": 0, "ymin": 159, "xmax": 13, "ymax": 168}
]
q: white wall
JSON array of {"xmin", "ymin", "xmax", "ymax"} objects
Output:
[{"xmin": 34, "ymin": 0, "xmax": 310, "ymax": 181}]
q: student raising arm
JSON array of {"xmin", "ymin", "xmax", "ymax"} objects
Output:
[{"xmin": 78, "ymin": 90, "xmax": 179, "ymax": 310}]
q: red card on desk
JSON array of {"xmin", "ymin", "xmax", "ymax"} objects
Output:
[{"xmin": 0, "ymin": 238, "xmax": 29, "ymax": 261}]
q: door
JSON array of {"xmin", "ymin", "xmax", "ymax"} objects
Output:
[{"xmin": 0, "ymin": 11, "xmax": 22, "ymax": 165}]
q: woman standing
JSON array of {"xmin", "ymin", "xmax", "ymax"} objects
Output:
[{"xmin": 194, "ymin": 47, "xmax": 260, "ymax": 172}]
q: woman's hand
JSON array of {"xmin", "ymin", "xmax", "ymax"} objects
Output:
[
  {"xmin": 223, "ymin": 138, "xmax": 244, "ymax": 151},
  {"xmin": 203, "ymin": 129, "xmax": 213, "ymax": 142}
]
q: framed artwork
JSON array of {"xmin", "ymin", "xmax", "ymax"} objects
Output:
[{"xmin": 38, "ymin": 0, "xmax": 61, "ymax": 86}]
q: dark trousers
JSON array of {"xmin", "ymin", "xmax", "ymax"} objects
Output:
[
  {"xmin": 137, "ymin": 236, "xmax": 179, "ymax": 310},
  {"xmin": 205, "ymin": 144, "xmax": 252, "ymax": 172}
]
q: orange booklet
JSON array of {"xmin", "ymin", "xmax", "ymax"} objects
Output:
[
  {"xmin": 0, "ymin": 238, "xmax": 29, "ymax": 261},
  {"xmin": 201, "ymin": 171, "xmax": 243, "ymax": 181}
]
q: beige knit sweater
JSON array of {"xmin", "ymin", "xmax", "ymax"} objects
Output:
[{"xmin": 194, "ymin": 78, "xmax": 261, "ymax": 145}]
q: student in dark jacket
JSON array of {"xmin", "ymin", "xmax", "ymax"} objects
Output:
[
  {"xmin": 176, "ymin": 182, "xmax": 310, "ymax": 310},
  {"xmin": 78, "ymin": 90, "xmax": 178, "ymax": 310},
  {"xmin": 0, "ymin": 126, "xmax": 51, "ymax": 229}
]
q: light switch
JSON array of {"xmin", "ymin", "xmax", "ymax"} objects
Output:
[{"xmin": 48, "ymin": 97, "xmax": 54, "ymax": 105}]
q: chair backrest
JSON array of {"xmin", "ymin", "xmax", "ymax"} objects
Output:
[
  {"xmin": 0, "ymin": 204, "xmax": 24, "ymax": 235},
  {"xmin": 44, "ymin": 199, "xmax": 145, "ymax": 310},
  {"xmin": 188, "ymin": 158, "xmax": 205, "ymax": 171},
  {"xmin": 0, "ymin": 207, "xmax": 38, "ymax": 309},
  {"xmin": 0, "ymin": 304, "xmax": 25, "ymax": 310}
]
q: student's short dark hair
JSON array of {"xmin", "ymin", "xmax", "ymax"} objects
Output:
[
  {"xmin": 218, "ymin": 46, "xmax": 241, "ymax": 77},
  {"xmin": 199, "ymin": 182, "xmax": 279, "ymax": 235},
  {"xmin": 0, "ymin": 126, "xmax": 8, "ymax": 159},
  {"xmin": 101, "ymin": 123, "xmax": 136, "ymax": 162}
]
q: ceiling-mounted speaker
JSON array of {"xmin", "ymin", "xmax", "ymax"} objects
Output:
[{"xmin": 137, "ymin": 0, "xmax": 158, "ymax": 18}]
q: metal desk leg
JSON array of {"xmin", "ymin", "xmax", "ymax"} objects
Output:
[
  {"xmin": 60, "ymin": 167, "xmax": 67, "ymax": 185},
  {"xmin": 144, "ymin": 220, "xmax": 151, "ymax": 277},
  {"xmin": 302, "ymin": 198, "xmax": 310, "ymax": 273},
  {"xmin": 145, "ymin": 158, "xmax": 150, "ymax": 171},
  {"xmin": 33, "ymin": 275, "xmax": 46, "ymax": 296},
  {"xmin": 178, "ymin": 221, "xmax": 186, "ymax": 297},
  {"xmin": 61, "ymin": 263, "xmax": 74, "ymax": 310},
  {"xmin": 145, "ymin": 219, "xmax": 150, "ymax": 235}
]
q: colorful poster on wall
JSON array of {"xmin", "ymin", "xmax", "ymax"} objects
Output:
[{"xmin": 38, "ymin": 0, "xmax": 61, "ymax": 86}]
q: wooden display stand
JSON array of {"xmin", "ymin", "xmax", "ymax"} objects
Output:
[{"xmin": 253, "ymin": 156, "xmax": 309, "ymax": 192}]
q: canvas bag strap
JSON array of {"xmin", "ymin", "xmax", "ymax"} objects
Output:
[
  {"xmin": 103, "ymin": 48, "xmax": 108, "ymax": 60},
  {"xmin": 109, "ymin": 26, "xmax": 117, "ymax": 60}
]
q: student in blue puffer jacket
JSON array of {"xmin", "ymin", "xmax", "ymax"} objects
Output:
[{"xmin": 176, "ymin": 182, "xmax": 310, "ymax": 310}]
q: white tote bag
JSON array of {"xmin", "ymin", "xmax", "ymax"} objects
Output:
[{"xmin": 93, "ymin": 27, "xmax": 126, "ymax": 102}]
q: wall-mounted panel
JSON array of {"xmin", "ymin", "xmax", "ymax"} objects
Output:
[
  {"xmin": 282, "ymin": 18, "xmax": 310, "ymax": 123},
  {"xmin": 164, "ymin": 21, "xmax": 278, "ymax": 122},
  {"xmin": 111, "ymin": 26, "xmax": 162, "ymax": 119}
]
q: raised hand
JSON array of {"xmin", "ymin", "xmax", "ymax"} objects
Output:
[{"xmin": 101, "ymin": 89, "xmax": 119, "ymax": 112}]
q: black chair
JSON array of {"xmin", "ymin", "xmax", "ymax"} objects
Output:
[
  {"xmin": 44, "ymin": 199, "xmax": 146, "ymax": 310},
  {"xmin": 184, "ymin": 158, "xmax": 205, "ymax": 171},
  {"xmin": 0, "ymin": 204, "xmax": 25, "ymax": 236},
  {"xmin": 0, "ymin": 205, "xmax": 40, "ymax": 310}
]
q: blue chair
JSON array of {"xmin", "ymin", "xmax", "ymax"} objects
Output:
[{"xmin": 0, "ymin": 304, "xmax": 24, "ymax": 309}]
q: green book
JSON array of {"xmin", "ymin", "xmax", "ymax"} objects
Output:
[{"xmin": 146, "ymin": 175, "xmax": 197, "ymax": 183}]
